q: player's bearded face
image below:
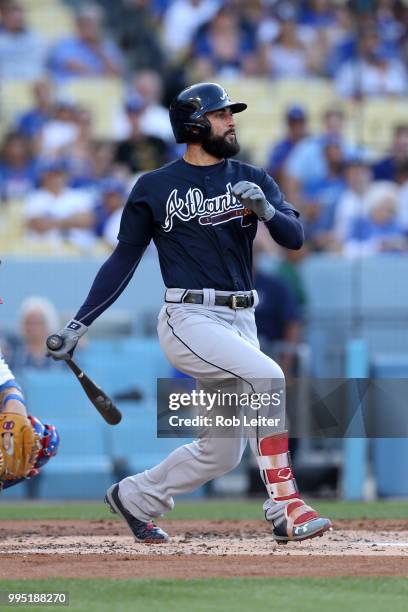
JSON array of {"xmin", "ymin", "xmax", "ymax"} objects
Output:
[{"xmin": 201, "ymin": 127, "xmax": 240, "ymax": 159}]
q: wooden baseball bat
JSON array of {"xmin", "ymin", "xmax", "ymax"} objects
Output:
[{"xmin": 46, "ymin": 334, "xmax": 122, "ymax": 425}]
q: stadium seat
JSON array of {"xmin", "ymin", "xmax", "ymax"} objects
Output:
[
  {"xmin": 371, "ymin": 354, "xmax": 408, "ymax": 377},
  {"xmin": 79, "ymin": 338, "xmax": 172, "ymax": 398},
  {"xmin": 19, "ymin": 0, "xmax": 60, "ymax": 6},
  {"xmin": 21, "ymin": 369, "xmax": 109, "ymax": 422},
  {"xmin": 38, "ymin": 420, "xmax": 113, "ymax": 499},
  {"xmin": 110, "ymin": 403, "xmax": 193, "ymax": 474},
  {"xmin": 60, "ymin": 78, "xmax": 125, "ymax": 139},
  {"xmin": 302, "ymin": 256, "xmax": 354, "ymax": 311},
  {"xmin": 370, "ymin": 356, "xmax": 408, "ymax": 496},
  {"xmin": 1, "ymin": 482, "xmax": 27, "ymax": 499},
  {"xmin": 373, "ymin": 438, "xmax": 408, "ymax": 496},
  {"xmin": 0, "ymin": 200, "xmax": 24, "ymax": 253},
  {"xmin": 24, "ymin": 2, "xmax": 75, "ymax": 41},
  {"xmin": 358, "ymin": 99, "xmax": 408, "ymax": 153},
  {"xmin": 223, "ymin": 78, "xmax": 338, "ymax": 164},
  {"xmin": 21, "ymin": 337, "xmax": 171, "ymax": 408},
  {"xmin": 0, "ymin": 82, "xmax": 32, "ymax": 127}
]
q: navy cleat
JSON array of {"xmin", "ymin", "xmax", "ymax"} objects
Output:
[
  {"xmin": 105, "ymin": 483, "xmax": 169, "ymax": 544},
  {"xmin": 264, "ymin": 498, "xmax": 332, "ymax": 545}
]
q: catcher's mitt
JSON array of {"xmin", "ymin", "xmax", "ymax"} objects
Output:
[{"xmin": 0, "ymin": 412, "xmax": 41, "ymax": 486}]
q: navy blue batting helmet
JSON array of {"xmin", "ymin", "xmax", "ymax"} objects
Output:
[{"xmin": 169, "ymin": 82, "xmax": 247, "ymax": 144}]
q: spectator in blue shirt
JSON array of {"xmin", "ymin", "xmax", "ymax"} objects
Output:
[
  {"xmin": 326, "ymin": 8, "xmax": 404, "ymax": 77},
  {"xmin": 47, "ymin": 3, "xmax": 124, "ymax": 82},
  {"xmin": 0, "ymin": 0, "xmax": 47, "ymax": 81},
  {"xmin": 70, "ymin": 139, "xmax": 116, "ymax": 191},
  {"xmin": 267, "ymin": 105, "xmax": 308, "ymax": 183},
  {"xmin": 16, "ymin": 80, "xmax": 54, "ymax": 139},
  {"xmin": 193, "ymin": 6, "xmax": 258, "ymax": 79},
  {"xmin": 301, "ymin": 137, "xmax": 346, "ymax": 251},
  {"xmin": 284, "ymin": 107, "xmax": 352, "ymax": 206},
  {"xmin": 372, "ymin": 124, "xmax": 408, "ymax": 182},
  {"xmin": 334, "ymin": 25, "xmax": 407, "ymax": 99},
  {"xmin": 93, "ymin": 177, "xmax": 126, "ymax": 241},
  {"xmin": 0, "ymin": 131, "xmax": 38, "ymax": 201},
  {"xmin": 255, "ymin": 271, "xmax": 302, "ymax": 375},
  {"xmin": 300, "ymin": 0, "xmax": 336, "ymax": 28},
  {"xmin": 345, "ymin": 181, "xmax": 407, "ymax": 256}
]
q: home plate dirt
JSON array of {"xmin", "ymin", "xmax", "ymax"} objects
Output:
[{"xmin": 0, "ymin": 520, "xmax": 407, "ymax": 579}]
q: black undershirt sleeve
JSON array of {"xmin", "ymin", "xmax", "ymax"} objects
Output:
[
  {"xmin": 75, "ymin": 241, "xmax": 146, "ymax": 326},
  {"xmin": 264, "ymin": 208, "xmax": 304, "ymax": 250}
]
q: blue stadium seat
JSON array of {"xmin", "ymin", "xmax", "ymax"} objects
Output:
[
  {"xmin": 1, "ymin": 483, "xmax": 27, "ymax": 499},
  {"xmin": 370, "ymin": 356, "xmax": 408, "ymax": 496},
  {"xmin": 21, "ymin": 370, "xmax": 106, "ymax": 422},
  {"xmin": 79, "ymin": 338, "xmax": 172, "ymax": 399},
  {"xmin": 38, "ymin": 420, "xmax": 113, "ymax": 499},
  {"xmin": 110, "ymin": 402, "xmax": 192, "ymax": 474},
  {"xmin": 373, "ymin": 439, "xmax": 408, "ymax": 497}
]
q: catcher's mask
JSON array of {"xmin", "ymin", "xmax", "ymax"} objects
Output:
[{"xmin": 169, "ymin": 82, "xmax": 247, "ymax": 144}]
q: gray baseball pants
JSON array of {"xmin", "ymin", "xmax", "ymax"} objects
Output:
[{"xmin": 119, "ymin": 288, "xmax": 285, "ymax": 521}]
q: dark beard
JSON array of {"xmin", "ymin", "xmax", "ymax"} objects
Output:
[{"xmin": 201, "ymin": 132, "xmax": 240, "ymax": 159}]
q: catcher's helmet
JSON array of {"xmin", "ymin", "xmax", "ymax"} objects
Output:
[{"xmin": 169, "ymin": 82, "xmax": 247, "ymax": 144}]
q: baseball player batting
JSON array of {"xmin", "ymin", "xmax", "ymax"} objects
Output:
[{"xmin": 47, "ymin": 82, "xmax": 332, "ymax": 545}]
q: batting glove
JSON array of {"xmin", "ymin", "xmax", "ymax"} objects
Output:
[
  {"xmin": 46, "ymin": 319, "xmax": 88, "ymax": 361},
  {"xmin": 232, "ymin": 181, "xmax": 276, "ymax": 222}
]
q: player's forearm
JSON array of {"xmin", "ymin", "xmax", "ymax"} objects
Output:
[
  {"xmin": 0, "ymin": 385, "xmax": 27, "ymax": 416},
  {"xmin": 264, "ymin": 210, "xmax": 304, "ymax": 250},
  {"xmin": 74, "ymin": 241, "xmax": 145, "ymax": 326}
]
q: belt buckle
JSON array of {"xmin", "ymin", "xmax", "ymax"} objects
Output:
[{"xmin": 230, "ymin": 294, "xmax": 247, "ymax": 310}]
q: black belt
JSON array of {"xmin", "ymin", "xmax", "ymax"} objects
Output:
[{"xmin": 179, "ymin": 291, "xmax": 254, "ymax": 310}]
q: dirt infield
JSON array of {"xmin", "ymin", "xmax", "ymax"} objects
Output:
[{"xmin": 0, "ymin": 519, "xmax": 407, "ymax": 579}]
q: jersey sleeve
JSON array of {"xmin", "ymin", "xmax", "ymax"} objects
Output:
[
  {"xmin": 74, "ymin": 241, "xmax": 146, "ymax": 326},
  {"xmin": 117, "ymin": 178, "xmax": 154, "ymax": 246}
]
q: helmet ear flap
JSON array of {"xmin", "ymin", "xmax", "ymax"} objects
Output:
[{"xmin": 184, "ymin": 116, "xmax": 211, "ymax": 142}]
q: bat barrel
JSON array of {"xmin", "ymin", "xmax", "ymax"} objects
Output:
[{"xmin": 66, "ymin": 359, "xmax": 122, "ymax": 425}]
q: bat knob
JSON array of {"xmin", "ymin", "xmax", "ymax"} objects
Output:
[{"xmin": 46, "ymin": 334, "xmax": 63, "ymax": 350}]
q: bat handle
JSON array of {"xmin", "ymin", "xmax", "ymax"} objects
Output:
[{"xmin": 65, "ymin": 359, "xmax": 82, "ymax": 377}]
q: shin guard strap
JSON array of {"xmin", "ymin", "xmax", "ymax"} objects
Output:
[{"xmin": 266, "ymin": 479, "xmax": 298, "ymax": 499}]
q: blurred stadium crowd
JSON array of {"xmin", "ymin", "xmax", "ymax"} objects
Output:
[{"xmin": 1, "ymin": 0, "xmax": 408, "ymax": 257}]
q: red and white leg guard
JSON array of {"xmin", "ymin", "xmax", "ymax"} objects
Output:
[{"xmin": 257, "ymin": 432, "xmax": 332, "ymax": 544}]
